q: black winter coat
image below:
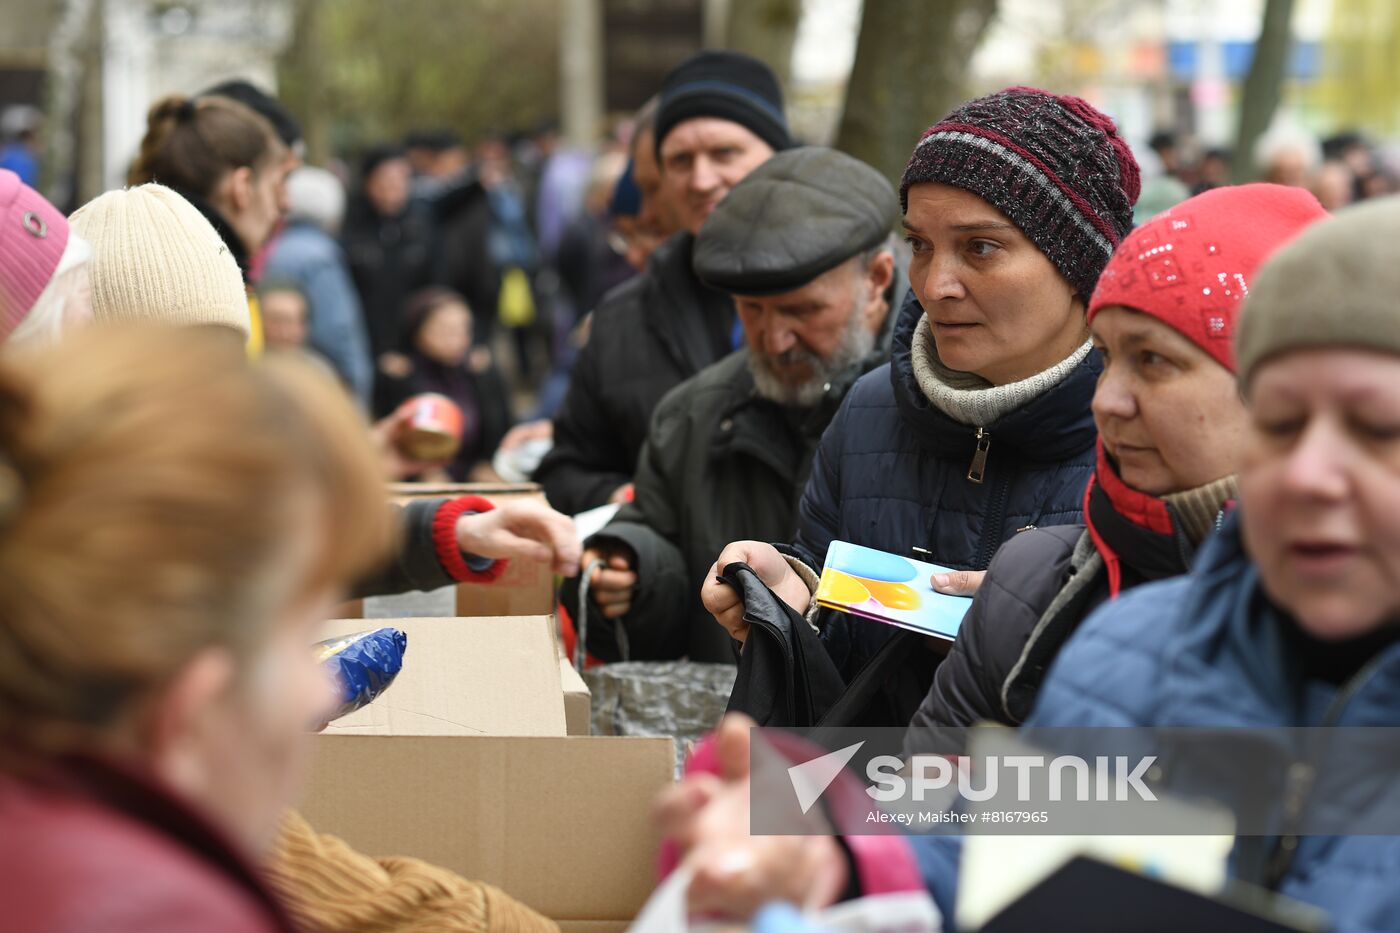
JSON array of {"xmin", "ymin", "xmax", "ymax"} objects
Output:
[
  {"xmin": 532, "ymin": 232, "xmax": 735, "ymax": 514},
  {"xmin": 342, "ymin": 197, "xmax": 437, "ymax": 363},
  {"xmin": 568, "ymin": 289, "xmax": 896, "ymax": 663},
  {"xmin": 175, "ymin": 190, "xmax": 251, "ymax": 279},
  {"xmin": 789, "ymin": 289, "xmax": 1100, "ymax": 724},
  {"xmin": 431, "ymin": 178, "xmax": 501, "ymax": 346}
]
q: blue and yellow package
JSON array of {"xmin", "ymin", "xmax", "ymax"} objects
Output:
[{"xmin": 314, "ymin": 627, "xmax": 408, "ymax": 721}]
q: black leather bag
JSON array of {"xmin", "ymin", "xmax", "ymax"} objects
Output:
[
  {"xmin": 721, "ymin": 562, "xmax": 846, "ymax": 727},
  {"xmin": 722, "ymin": 562, "xmax": 939, "ymax": 730}
]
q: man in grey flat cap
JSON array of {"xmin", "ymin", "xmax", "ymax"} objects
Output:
[{"xmin": 561, "ymin": 147, "xmax": 903, "ymax": 663}]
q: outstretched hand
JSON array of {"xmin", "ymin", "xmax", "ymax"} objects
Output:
[
  {"xmin": 369, "ymin": 406, "xmax": 448, "ymax": 480},
  {"xmin": 456, "ymin": 499, "xmax": 581, "ymax": 576}
]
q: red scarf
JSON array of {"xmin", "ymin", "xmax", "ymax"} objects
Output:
[{"xmin": 1083, "ymin": 439, "xmax": 1176, "ymax": 598}]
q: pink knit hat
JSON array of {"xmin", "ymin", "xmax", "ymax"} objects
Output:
[{"xmin": 0, "ymin": 169, "xmax": 69, "ymax": 341}]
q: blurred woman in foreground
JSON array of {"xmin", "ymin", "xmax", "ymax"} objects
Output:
[{"xmin": 0, "ymin": 326, "xmax": 390, "ymax": 931}]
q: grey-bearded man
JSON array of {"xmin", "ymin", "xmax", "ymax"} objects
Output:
[{"xmin": 562, "ymin": 147, "xmax": 903, "ymax": 663}]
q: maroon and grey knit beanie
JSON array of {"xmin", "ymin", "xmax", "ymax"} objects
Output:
[{"xmin": 900, "ymin": 86, "xmax": 1141, "ymax": 302}]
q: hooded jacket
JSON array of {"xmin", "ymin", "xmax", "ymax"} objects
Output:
[
  {"xmin": 533, "ymin": 231, "xmax": 736, "ymax": 514},
  {"xmin": 912, "ymin": 512, "xmax": 1400, "ymax": 933},
  {"xmin": 787, "ymin": 289, "xmax": 1100, "ymax": 722}
]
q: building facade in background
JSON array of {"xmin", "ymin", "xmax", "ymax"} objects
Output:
[{"xmin": 0, "ymin": 0, "xmax": 292, "ymax": 206}]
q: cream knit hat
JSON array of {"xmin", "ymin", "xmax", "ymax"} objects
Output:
[{"xmin": 69, "ymin": 183, "xmax": 250, "ymax": 337}]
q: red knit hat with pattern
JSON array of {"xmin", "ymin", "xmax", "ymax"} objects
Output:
[{"xmin": 1087, "ymin": 183, "xmax": 1329, "ymax": 372}]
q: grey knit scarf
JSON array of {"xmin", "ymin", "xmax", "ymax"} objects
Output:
[{"xmin": 910, "ymin": 315, "xmax": 1093, "ymax": 426}]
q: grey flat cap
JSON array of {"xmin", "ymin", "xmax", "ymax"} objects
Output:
[{"xmin": 694, "ymin": 147, "xmax": 898, "ymax": 296}]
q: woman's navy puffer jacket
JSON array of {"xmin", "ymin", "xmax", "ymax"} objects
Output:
[{"xmin": 791, "ymin": 288, "xmax": 1101, "ymax": 702}]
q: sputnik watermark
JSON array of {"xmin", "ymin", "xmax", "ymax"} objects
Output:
[
  {"xmin": 868, "ymin": 753, "xmax": 1158, "ymax": 803},
  {"xmin": 787, "ymin": 741, "xmax": 1156, "ymax": 816},
  {"xmin": 788, "ymin": 742, "xmax": 866, "ymax": 814},
  {"xmin": 753, "ymin": 726, "xmax": 1400, "ymax": 836}
]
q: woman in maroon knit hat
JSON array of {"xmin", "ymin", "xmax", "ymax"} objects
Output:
[
  {"xmin": 904, "ymin": 182, "xmax": 1330, "ymax": 746},
  {"xmin": 704, "ymin": 86, "xmax": 1142, "ymax": 728}
]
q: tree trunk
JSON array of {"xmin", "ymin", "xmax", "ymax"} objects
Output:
[
  {"xmin": 76, "ymin": 0, "xmax": 104, "ymax": 205},
  {"xmin": 43, "ymin": 0, "xmax": 92, "ymax": 209},
  {"xmin": 1233, "ymin": 0, "xmax": 1296, "ymax": 183},
  {"xmin": 279, "ymin": 0, "xmax": 329, "ymax": 165},
  {"xmin": 560, "ymin": 0, "xmax": 604, "ymax": 148},
  {"xmin": 835, "ymin": 0, "xmax": 999, "ymax": 188},
  {"xmin": 723, "ymin": 0, "xmax": 802, "ymax": 90}
]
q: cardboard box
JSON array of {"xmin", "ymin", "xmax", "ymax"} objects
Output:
[
  {"xmin": 559, "ymin": 656, "xmax": 591, "ymax": 736},
  {"xmin": 305, "ymin": 615, "xmax": 674, "ymax": 928},
  {"xmin": 388, "ymin": 481, "xmax": 541, "ymax": 501},
  {"xmin": 304, "ymin": 735, "xmax": 672, "ymax": 927},
  {"xmin": 319, "ymin": 616, "xmax": 565, "ymax": 736},
  {"xmin": 340, "ymin": 482, "xmax": 557, "ymax": 619}
]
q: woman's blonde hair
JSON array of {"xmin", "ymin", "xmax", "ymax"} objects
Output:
[{"xmin": 0, "ymin": 324, "xmax": 394, "ymax": 753}]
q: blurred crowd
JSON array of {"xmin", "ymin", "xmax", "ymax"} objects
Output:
[
  {"xmin": 266, "ymin": 110, "xmax": 644, "ymax": 483},
  {"xmin": 5, "ymin": 38, "xmax": 1400, "ymax": 933},
  {"xmin": 1136, "ymin": 123, "xmax": 1400, "ymax": 219},
  {"xmin": 10, "ymin": 85, "xmax": 1395, "ymax": 493},
  {"xmin": 4, "ymin": 91, "xmax": 653, "ymax": 485}
]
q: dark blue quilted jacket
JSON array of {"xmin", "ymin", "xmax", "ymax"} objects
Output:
[{"xmin": 792, "ymin": 288, "xmax": 1101, "ymax": 680}]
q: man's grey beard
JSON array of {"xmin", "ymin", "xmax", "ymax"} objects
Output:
[{"xmin": 747, "ymin": 297, "xmax": 878, "ymax": 408}]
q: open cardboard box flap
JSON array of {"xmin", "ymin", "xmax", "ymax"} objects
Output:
[
  {"xmin": 559, "ymin": 656, "xmax": 591, "ymax": 736},
  {"xmin": 387, "ymin": 481, "xmax": 541, "ymax": 501},
  {"xmin": 319, "ymin": 616, "xmax": 565, "ymax": 736},
  {"xmin": 307, "ymin": 615, "xmax": 672, "ymax": 925}
]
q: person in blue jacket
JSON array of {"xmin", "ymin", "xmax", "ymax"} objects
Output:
[
  {"xmin": 264, "ymin": 166, "xmax": 375, "ymax": 410},
  {"xmin": 667, "ymin": 196, "xmax": 1400, "ymax": 933},
  {"xmin": 914, "ymin": 193, "xmax": 1400, "ymax": 933},
  {"xmin": 703, "ymin": 86, "xmax": 1140, "ymax": 724}
]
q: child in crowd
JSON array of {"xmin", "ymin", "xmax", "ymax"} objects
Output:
[
  {"xmin": 257, "ymin": 280, "xmax": 343, "ymax": 385},
  {"xmin": 379, "ymin": 287, "xmax": 514, "ymax": 482}
]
